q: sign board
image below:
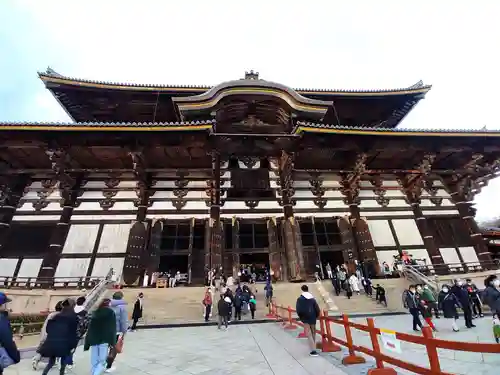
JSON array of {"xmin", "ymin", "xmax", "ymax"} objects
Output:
[{"xmin": 380, "ymin": 328, "xmax": 401, "ymax": 353}]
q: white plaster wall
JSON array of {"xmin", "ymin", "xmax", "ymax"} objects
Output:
[
  {"xmin": 62, "ymin": 225, "xmax": 100, "ymax": 254},
  {"xmin": 376, "ymin": 250, "xmax": 399, "ymax": 269},
  {"xmin": 439, "ymin": 248, "xmax": 461, "ymax": 267},
  {"xmin": 294, "ymin": 190, "xmax": 315, "ymax": 198},
  {"xmin": 91, "ymin": 257, "xmax": 125, "ymax": 280},
  {"xmin": 16, "ymin": 258, "xmax": 43, "ymax": 278},
  {"xmin": 392, "ymin": 219, "xmax": 424, "ymax": 246},
  {"xmin": 12, "ymin": 216, "xmax": 61, "ymax": 222},
  {"xmin": 458, "ymin": 246, "xmax": 480, "ymax": 266},
  {"xmin": 147, "ymin": 213, "xmax": 209, "ymax": 220},
  {"xmin": 362, "ymin": 211, "xmax": 412, "ymax": 217},
  {"xmin": 70, "ymin": 215, "xmax": 136, "ymax": 221},
  {"xmin": 367, "ymin": 220, "xmax": 396, "ymax": 247},
  {"xmin": 323, "ymin": 190, "xmax": 343, "ymax": 198},
  {"xmin": 55, "ymin": 258, "xmax": 90, "ymax": 281},
  {"xmin": 0, "ymin": 259, "xmax": 18, "ymax": 277},
  {"xmin": 423, "ymin": 210, "xmax": 459, "ymax": 216},
  {"xmin": 97, "ymin": 224, "xmax": 131, "ymax": 254}
]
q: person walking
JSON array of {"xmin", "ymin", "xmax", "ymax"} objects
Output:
[
  {"xmin": 84, "ymin": 299, "xmax": 117, "ymax": 375},
  {"xmin": 419, "ymin": 285, "xmax": 440, "ymax": 319},
  {"xmin": 295, "ymin": 285, "xmax": 320, "ymax": 357},
  {"xmin": 438, "ymin": 285, "xmax": 460, "ymax": 332},
  {"xmin": 249, "ymin": 295, "xmax": 257, "ymax": 320},
  {"xmin": 331, "ymin": 272, "xmax": 341, "ymax": 296},
  {"xmin": 32, "ymin": 301, "xmax": 63, "ymax": 370},
  {"xmin": 465, "ymin": 279, "xmax": 483, "ymax": 318},
  {"xmin": 264, "ymin": 281, "xmax": 273, "ymax": 307},
  {"xmin": 0, "ymin": 292, "xmax": 20, "ymax": 375},
  {"xmin": 451, "ymin": 279, "xmax": 475, "ymax": 329},
  {"xmin": 325, "ymin": 263, "xmax": 333, "ymax": 279},
  {"xmin": 483, "ymin": 275, "xmax": 500, "ymax": 314},
  {"xmin": 233, "ymin": 291, "xmax": 243, "ymax": 321},
  {"xmin": 348, "ymin": 273, "xmax": 360, "ymax": 295},
  {"xmin": 38, "ymin": 298, "xmax": 79, "ymax": 375},
  {"xmin": 130, "ymin": 293, "xmax": 144, "ymax": 331},
  {"xmin": 404, "ymin": 285, "xmax": 423, "ymax": 332},
  {"xmin": 106, "ymin": 291, "xmax": 128, "ymax": 373},
  {"xmin": 202, "ymin": 288, "xmax": 213, "ymax": 322},
  {"xmin": 217, "ymin": 295, "xmax": 230, "ymax": 330},
  {"xmin": 337, "ymin": 267, "xmax": 347, "ymax": 290}
]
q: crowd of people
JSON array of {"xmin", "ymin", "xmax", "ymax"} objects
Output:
[
  {"xmin": 0, "ymin": 290, "xmax": 145, "ymax": 375},
  {"xmin": 403, "ymin": 275, "xmax": 500, "ymax": 339},
  {"xmin": 202, "ymin": 279, "xmax": 267, "ymax": 328}
]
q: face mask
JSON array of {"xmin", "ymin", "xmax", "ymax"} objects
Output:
[
  {"xmin": 416, "ymin": 287, "xmax": 422, "ymax": 292},
  {"xmin": 410, "ymin": 289, "xmax": 415, "ymax": 294},
  {"xmin": 442, "ymin": 288, "xmax": 449, "ymax": 293},
  {"xmin": 493, "ymin": 279, "xmax": 500, "ymax": 287},
  {"xmin": 457, "ymin": 281, "xmax": 463, "ymax": 286}
]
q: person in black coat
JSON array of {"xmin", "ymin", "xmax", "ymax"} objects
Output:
[
  {"xmin": 437, "ymin": 285, "xmax": 460, "ymax": 332},
  {"xmin": 217, "ymin": 295, "xmax": 231, "ymax": 329},
  {"xmin": 295, "ymin": 285, "xmax": 320, "ymax": 357},
  {"xmin": 451, "ymin": 279, "xmax": 475, "ymax": 329},
  {"xmin": 0, "ymin": 292, "xmax": 19, "ymax": 375},
  {"xmin": 130, "ymin": 293, "xmax": 144, "ymax": 331},
  {"xmin": 331, "ymin": 273, "xmax": 341, "ymax": 296},
  {"xmin": 39, "ymin": 299, "xmax": 79, "ymax": 375}
]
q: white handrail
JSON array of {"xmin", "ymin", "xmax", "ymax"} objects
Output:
[{"xmin": 402, "ymin": 265, "xmax": 439, "ymax": 295}]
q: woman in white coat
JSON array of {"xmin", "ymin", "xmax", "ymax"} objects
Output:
[{"xmin": 348, "ymin": 274, "xmax": 361, "ymax": 295}]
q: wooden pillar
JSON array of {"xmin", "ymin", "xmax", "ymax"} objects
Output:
[
  {"xmin": 187, "ymin": 218, "xmax": 194, "ymax": 284},
  {"xmin": 39, "ymin": 175, "xmax": 85, "ymax": 279},
  {"xmin": 209, "ymin": 152, "xmax": 222, "ymax": 271},
  {"xmin": 397, "ymin": 175, "xmax": 447, "ymax": 274},
  {"xmin": 443, "ymin": 175, "xmax": 492, "ymax": 267},
  {"xmin": 278, "ymin": 151, "xmax": 305, "ymax": 281},
  {"xmin": 0, "ymin": 175, "xmax": 31, "ymax": 252},
  {"xmin": 232, "ymin": 218, "xmax": 240, "ymax": 278}
]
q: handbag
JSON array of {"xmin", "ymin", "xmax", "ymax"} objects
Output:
[{"xmin": 0, "ymin": 346, "xmax": 14, "ymax": 369}]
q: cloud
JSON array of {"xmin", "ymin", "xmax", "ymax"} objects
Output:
[{"xmin": 1, "ymin": 0, "xmax": 499, "ymax": 219}]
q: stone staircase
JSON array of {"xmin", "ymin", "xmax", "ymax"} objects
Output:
[{"xmin": 120, "ymin": 285, "xmax": 268, "ymax": 325}]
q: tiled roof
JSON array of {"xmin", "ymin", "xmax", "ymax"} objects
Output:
[
  {"xmin": 294, "ymin": 121, "xmax": 500, "ymax": 135},
  {"xmin": 0, "ymin": 121, "xmax": 215, "ymax": 129},
  {"xmin": 38, "ymin": 69, "xmax": 431, "ymax": 94}
]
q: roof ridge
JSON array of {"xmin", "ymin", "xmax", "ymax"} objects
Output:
[
  {"xmin": 0, "ymin": 120, "xmax": 215, "ymax": 126},
  {"xmin": 38, "ymin": 70, "xmax": 431, "ymax": 94},
  {"xmin": 295, "ymin": 121, "xmax": 500, "ymax": 133}
]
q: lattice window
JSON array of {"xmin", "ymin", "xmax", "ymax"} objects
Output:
[
  {"xmin": 238, "ymin": 223, "xmax": 269, "ymax": 249},
  {"xmin": 161, "ymin": 222, "xmax": 191, "ymax": 251}
]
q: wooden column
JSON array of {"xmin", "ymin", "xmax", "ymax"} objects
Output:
[
  {"xmin": 209, "ymin": 152, "xmax": 223, "ymax": 271},
  {"xmin": 397, "ymin": 174, "xmax": 447, "ymax": 274},
  {"xmin": 0, "ymin": 175, "xmax": 31, "ymax": 252},
  {"xmin": 278, "ymin": 151, "xmax": 305, "ymax": 281},
  {"xmin": 443, "ymin": 175, "xmax": 493, "ymax": 267},
  {"xmin": 39, "ymin": 174, "xmax": 85, "ymax": 279},
  {"xmin": 232, "ymin": 218, "xmax": 240, "ymax": 278}
]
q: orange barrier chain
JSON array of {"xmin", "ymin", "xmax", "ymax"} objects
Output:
[{"xmin": 271, "ymin": 303, "xmax": 500, "ymax": 375}]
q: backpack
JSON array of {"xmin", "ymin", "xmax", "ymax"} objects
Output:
[{"xmin": 402, "ymin": 290, "xmax": 409, "ymax": 309}]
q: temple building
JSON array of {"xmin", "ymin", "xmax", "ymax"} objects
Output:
[{"xmin": 0, "ymin": 69, "xmax": 499, "ymax": 286}]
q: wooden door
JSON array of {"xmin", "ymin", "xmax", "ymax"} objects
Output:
[
  {"xmin": 352, "ymin": 217, "xmax": 379, "ymax": 275},
  {"xmin": 204, "ymin": 219, "xmax": 211, "ymax": 273},
  {"xmin": 147, "ymin": 219, "xmax": 163, "ymax": 273},
  {"xmin": 337, "ymin": 216, "xmax": 355, "ymax": 264},
  {"xmin": 122, "ymin": 221, "xmax": 148, "ymax": 286},
  {"xmin": 267, "ymin": 218, "xmax": 281, "ymax": 280}
]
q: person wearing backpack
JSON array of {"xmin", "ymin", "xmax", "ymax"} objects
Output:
[
  {"xmin": 233, "ymin": 291, "xmax": 243, "ymax": 321},
  {"xmin": 295, "ymin": 285, "xmax": 320, "ymax": 357}
]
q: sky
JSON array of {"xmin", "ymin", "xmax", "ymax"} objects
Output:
[{"xmin": 0, "ymin": 0, "xmax": 499, "ymax": 222}]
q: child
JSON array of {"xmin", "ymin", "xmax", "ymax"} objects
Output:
[
  {"xmin": 249, "ymin": 295, "xmax": 257, "ymax": 319},
  {"xmin": 374, "ymin": 284, "xmax": 387, "ymax": 306},
  {"xmin": 493, "ymin": 314, "xmax": 500, "ymax": 343}
]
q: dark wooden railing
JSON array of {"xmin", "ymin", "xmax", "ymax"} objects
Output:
[
  {"xmin": 269, "ymin": 303, "xmax": 500, "ymax": 375},
  {"xmin": 0, "ymin": 276, "xmax": 106, "ymax": 290}
]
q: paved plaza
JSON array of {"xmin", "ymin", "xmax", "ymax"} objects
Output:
[
  {"xmin": 5, "ymin": 314, "xmax": 500, "ymax": 375},
  {"xmin": 7, "ymin": 323, "xmax": 348, "ymax": 375}
]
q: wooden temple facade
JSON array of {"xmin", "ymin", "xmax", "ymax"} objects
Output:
[{"xmin": 0, "ymin": 69, "xmax": 499, "ymax": 285}]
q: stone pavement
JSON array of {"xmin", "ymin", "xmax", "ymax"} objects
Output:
[
  {"xmin": 5, "ymin": 323, "xmax": 348, "ymax": 375},
  {"xmin": 309, "ymin": 313, "xmax": 500, "ymax": 375}
]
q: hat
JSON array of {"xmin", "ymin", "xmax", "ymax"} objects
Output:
[{"xmin": 0, "ymin": 292, "xmax": 11, "ymax": 305}]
